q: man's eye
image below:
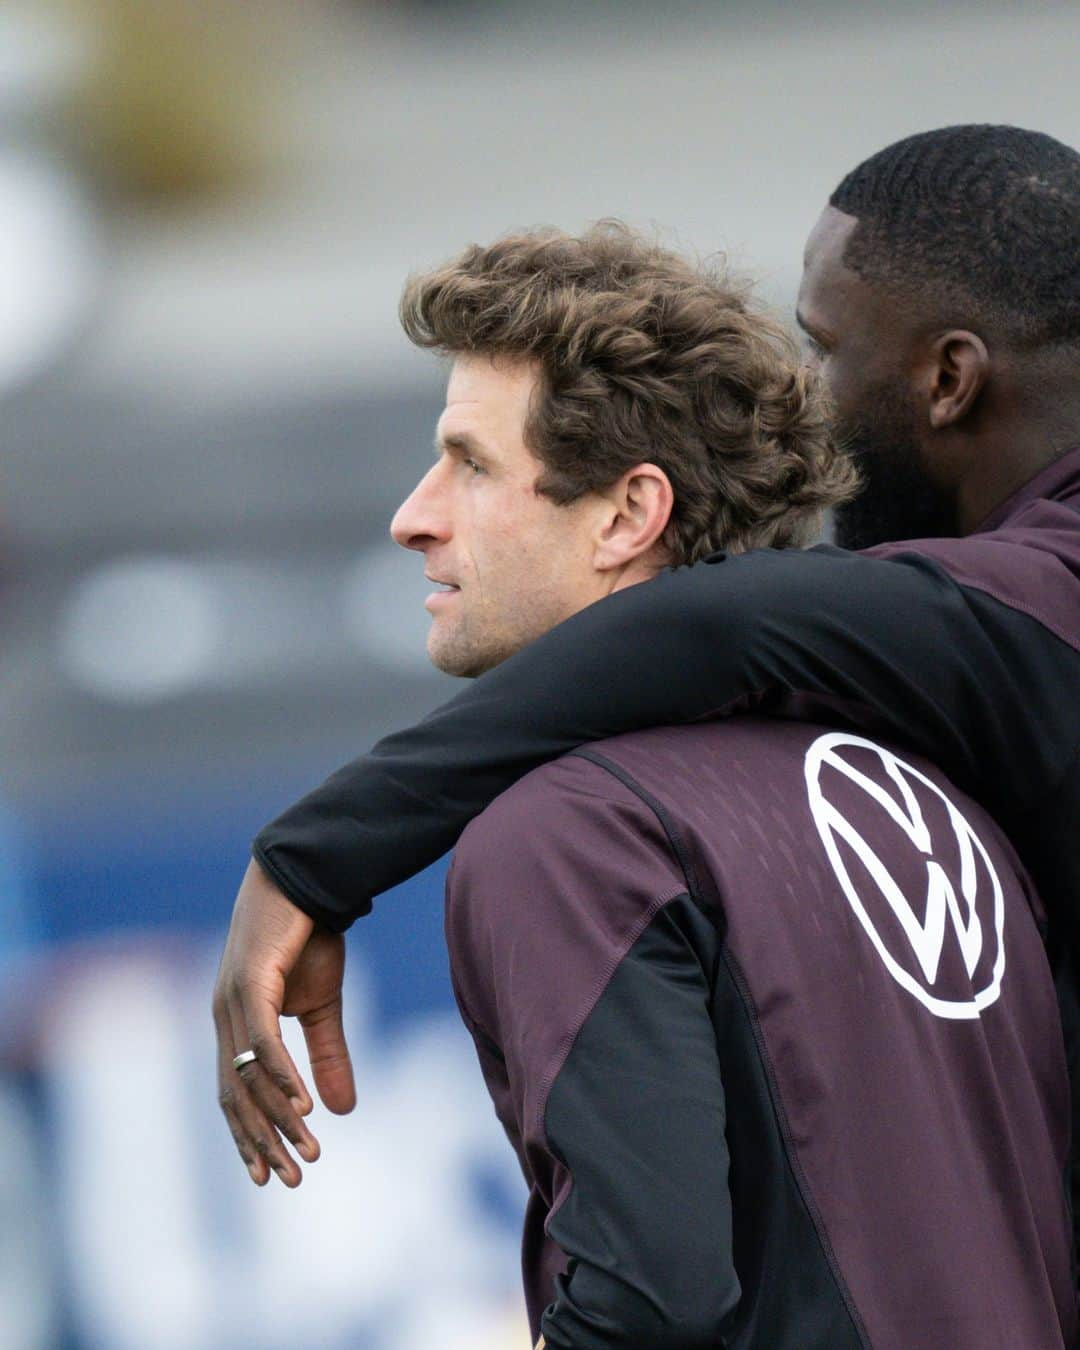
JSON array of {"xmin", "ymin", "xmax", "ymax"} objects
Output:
[
  {"xmin": 803, "ymin": 335, "xmax": 828, "ymax": 360},
  {"xmin": 463, "ymin": 457, "xmax": 484, "ymax": 475}
]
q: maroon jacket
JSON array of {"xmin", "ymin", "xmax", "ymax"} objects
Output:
[{"xmin": 448, "ymin": 720, "xmax": 1074, "ymax": 1348}]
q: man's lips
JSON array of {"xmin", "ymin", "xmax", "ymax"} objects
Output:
[{"xmin": 424, "ymin": 576, "xmax": 460, "ymax": 611}]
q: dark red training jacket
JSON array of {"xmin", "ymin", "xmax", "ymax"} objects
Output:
[{"xmin": 447, "ymin": 720, "xmax": 1073, "ymax": 1347}]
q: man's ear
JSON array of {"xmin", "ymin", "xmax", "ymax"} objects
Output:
[
  {"xmin": 593, "ymin": 463, "xmax": 674, "ymax": 572},
  {"xmin": 926, "ymin": 330, "xmax": 990, "ymax": 429}
]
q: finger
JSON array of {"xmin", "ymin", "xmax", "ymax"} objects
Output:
[
  {"xmin": 224, "ymin": 993, "xmax": 315, "ymax": 1171},
  {"xmin": 219, "ymin": 1084, "xmax": 269, "ymax": 1186},
  {"xmin": 299, "ymin": 999, "xmax": 357, "ymax": 1116},
  {"xmin": 214, "ymin": 1012, "xmax": 270, "ymax": 1185},
  {"xmin": 233, "ymin": 1031, "xmax": 319, "ymax": 1159},
  {"xmin": 228, "ymin": 1003, "xmax": 318, "ymax": 1179},
  {"xmin": 235, "ymin": 1056, "xmax": 321, "ymax": 1168},
  {"xmin": 236, "ymin": 976, "xmax": 313, "ymax": 1118},
  {"xmin": 231, "ymin": 1071, "xmax": 304, "ymax": 1187}
]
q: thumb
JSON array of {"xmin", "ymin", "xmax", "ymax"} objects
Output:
[{"xmin": 299, "ymin": 1000, "xmax": 357, "ymax": 1115}]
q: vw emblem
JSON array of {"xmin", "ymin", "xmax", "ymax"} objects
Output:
[{"xmin": 804, "ymin": 732, "xmax": 1005, "ymax": 1019}]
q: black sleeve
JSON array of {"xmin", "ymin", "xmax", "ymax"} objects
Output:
[
  {"xmin": 539, "ymin": 896, "xmax": 738, "ymax": 1349},
  {"xmin": 254, "ymin": 544, "xmax": 1074, "ymax": 930}
]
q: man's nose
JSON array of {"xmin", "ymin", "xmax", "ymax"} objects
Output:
[{"xmin": 390, "ymin": 464, "xmax": 450, "ymax": 552}]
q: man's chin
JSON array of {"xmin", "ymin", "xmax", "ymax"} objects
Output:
[
  {"xmin": 428, "ymin": 649, "xmax": 481, "ymax": 679},
  {"xmin": 832, "ymin": 498, "xmax": 894, "ymax": 551},
  {"xmin": 427, "ymin": 636, "xmax": 500, "ymax": 680},
  {"xmin": 427, "ymin": 617, "xmax": 541, "ymax": 678},
  {"xmin": 832, "ymin": 446, "xmax": 957, "ymax": 550},
  {"xmin": 834, "ymin": 491, "xmax": 957, "ymax": 551}
]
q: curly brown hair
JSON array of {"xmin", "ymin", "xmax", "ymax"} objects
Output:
[{"xmin": 400, "ymin": 222, "xmax": 857, "ymax": 563}]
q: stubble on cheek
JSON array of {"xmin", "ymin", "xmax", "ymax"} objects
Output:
[
  {"xmin": 426, "ymin": 576, "xmax": 505, "ymax": 679},
  {"xmin": 426, "ymin": 577, "xmax": 558, "ymax": 678},
  {"xmin": 426, "ymin": 599, "xmax": 478, "ymax": 677}
]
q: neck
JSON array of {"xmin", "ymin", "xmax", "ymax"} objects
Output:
[
  {"xmin": 953, "ymin": 390, "xmax": 1080, "ymax": 533},
  {"xmin": 957, "ymin": 449, "xmax": 1050, "ymax": 533}
]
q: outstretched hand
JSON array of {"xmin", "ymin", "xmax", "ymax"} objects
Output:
[{"xmin": 213, "ymin": 860, "xmax": 357, "ymax": 1186}]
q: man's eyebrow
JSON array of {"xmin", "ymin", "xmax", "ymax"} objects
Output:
[{"xmin": 433, "ymin": 430, "xmax": 485, "ymax": 458}]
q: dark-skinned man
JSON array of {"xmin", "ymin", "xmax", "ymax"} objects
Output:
[{"xmin": 213, "ymin": 123, "xmax": 1080, "ymax": 1255}]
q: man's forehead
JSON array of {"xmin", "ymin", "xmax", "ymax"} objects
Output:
[
  {"xmin": 437, "ymin": 386, "xmax": 499, "ymax": 438},
  {"xmin": 438, "ymin": 355, "xmax": 537, "ymax": 441},
  {"xmin": 438, "ymin": 394, "xmax": 483, "ymax": 424},
  {"xmin": 797, "ymin": 206, "xmax": 866, "ymax": 327},
  {"xmin": 446, "ymin": 351, "xmax": 536, "ymax": 396},
  {"xmin": 803, "ymin": 205, "xmax": 858, "ymax": 272},
  {"xmin": 438, "ymin": 361, "xmax": 494, "ymax": 438},
  {"xmin": 445, "ymin": 358, "xmax": 485, "ymax": 400}
]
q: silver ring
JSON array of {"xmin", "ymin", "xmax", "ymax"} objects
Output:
[{"xmin": 232, "ymin": 1049, "xmax": 257, "ymax": 1070}]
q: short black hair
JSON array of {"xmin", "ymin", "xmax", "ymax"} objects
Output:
[{"xmin": 830, "ymin": 124, "xmax": 1079, "ymax": 347}]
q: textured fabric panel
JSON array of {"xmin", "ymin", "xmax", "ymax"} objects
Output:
[
  {"xmin": 541, "ymin": 895, "xmax": 863, "ymax": 1350},
  {"xmin": 447, "ymin": 720, "xmax": 1072, "ymax": 1344},
  {"xmin": 582, "ymin": 722, "xmax": 1075, "ymax": 1348},
  {"xmin": 446, "ymin": 755, "xmax": 687, "ymax": 1159},
  {"xmin": 539, "ymin": 898, "xmax": 741, "ymax": 1348},
  {"xmin": 446, "ymin": 756, "xmax": 691, "ymax": 1334}
]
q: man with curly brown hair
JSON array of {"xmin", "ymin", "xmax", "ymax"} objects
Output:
[
  {"xmin": 229, "ymin": 223, "xmax": 1072, "ymax": 1347},
  {"xmin": 390, "ymin": 225, "xmax": 852, "ymax": 679}
]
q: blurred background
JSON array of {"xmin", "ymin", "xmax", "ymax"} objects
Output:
[{"xmin": 0, "ymin": 1, "xmax": 1076, "ymax": 1346}]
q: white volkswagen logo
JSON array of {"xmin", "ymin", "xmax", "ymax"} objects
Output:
[{"xmin": 804, "ymin": 732, "xmax": 1005, "ymax": 1019}]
